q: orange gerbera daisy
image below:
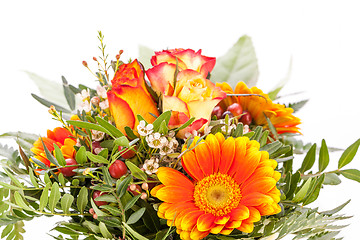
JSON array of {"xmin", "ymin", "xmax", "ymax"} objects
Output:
[
  {"xmin": 151, "ymin": 133, "xmax": 281, "ymax": 240},
  {"xmin": 216, "ymin": 81, "xmax": 301, "ymax": 134},
  {"xmin": 31, "ymin": 127, "xmax": 76, "ymax": 167}
]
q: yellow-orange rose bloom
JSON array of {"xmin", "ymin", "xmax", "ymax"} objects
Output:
[
  {"xmin": 147, "ymin": 59, "xmax": 226, "ymax": 137},
  {"xmin": 107, "ymin": 60, "xmax": 159, "ymax": 135}
]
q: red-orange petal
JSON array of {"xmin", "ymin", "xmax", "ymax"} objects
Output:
[
  {"xmin": 214, "ymin": 215, "xmax": 230, "ymax": 225},
  {"xmin": 240, "ymin": 192, "xmax": 274, "ymax": 206},
  {"xmin": 229, "ymin": 204, "xmax": 250, "ymax": 221},
  {"xmin": 205, "ymin": 134, "xmax": 221, "ymax": 172},
  {"xmin": 190, "ymin": 225, "xmax": 210, "ymax": 240},
  {"xmin": 197, "ymin": 213, "xmax": 216, "ymax": 232},
  {"xmin": 194, "ymin": 140, "xmax": 213, "ymax": 176},
  {"xmin": 157, "ymin": 167, "xmax": 194, "ymax": 189},
  {"xmin": 181, "ymin": 210, "xmax": 204, "ymax": 231},
  {"xmin": 181, "ymin": 150, "xmax": 204, "ymax": 181},
  {"xmin": 150, "ymin": 184, "xmax": 165, "ymax": 198},
  {"xmin": 237, "ymin": 220, "xmax": 254, "ymax": 233},
  {"xmin": 241, "ymin": 177, "xmax": 277, "ymax": 195},
  {"xmin": 227, "ymin": 137, "xmax": 248, "ymax": 176},
  {"xmin": 156, "ymin": 186, "xmax": 193, "ymax": 203},
  {"xmin": 233, "ymin": 148, "xmax": 261, "ymax": 184},
  {"xmin": 218, "ymin": 137, "xmax": 235, "ymax": 174},
  {"xmin": 210, "ymin": 224, "xmax": 225, "ymax": 234}
]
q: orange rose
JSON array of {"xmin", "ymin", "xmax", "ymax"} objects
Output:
[
  {"xmin": 107, "ymin": 60, "xmax": 159, "ymax": 135},
  {"xmin": 150, "ymin": 48, "xmax": 216, "ymax": 78},
  {"xmin": 147, "ymin": 57, "xmax": 226, "ymax": 137}
]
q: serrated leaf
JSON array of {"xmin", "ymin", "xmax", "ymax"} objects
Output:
[
  {"xmin": 61, "ymin": 194, "xmax": 74, "ymax": 214},
  {"xmin": 54, "ymin": 144, "xmax": 66, "ymax": 166},
  {"xmin": 340, "ymin": 169, "xmax": 360, "ymax": 182},
  {"xmin": 49, "ymin": 182, "xmax": 61, "ymax": 213},
  {"xmin": 96, "ymin": 116, "xmax": 124, "ymax": 138},
  {"xmin": 3, "ymin": 168, "xmax": 22, "ymax": 188},
  {"xmin": 75, "ymin": 146, "xmax": 87, "ymax": 164},
  {"xmin": 127, "ymin": 207, "xmax": 146, "ymax": 224},
  {"xmin": 299, "ymin": 143, "xmax": 317, "ymax": 173},
  {"xmin": 338, "ymin": 139, "xmax": 360, "ymax": 169},
  {"xmin": 99, "ymin": 222, "xmax": 112, "ymax": 239},
  {"xmin": 125, "ymin": 161, "xmax": 147, "ymax": 181},
  {"xmin": 77, "ymin": 186, "xmax": 88, "ymax": 214},
  {"xmin": 288, "ymin": 99, "xmax": 309, "ymax": 113},
  {"xmin": 39, "ymin": 182, "xmax": 51, "ymax": 212},
  {"xmin": 211, "ymin": 35, "xmax": 258, "ymax": 88},
  {"xmin": 319, "ymin": 139, "xmax": 329, "ymax": 172},
  {"xmin": 1, "ymin": 224, "xmax": 13, "ymax": 238}
]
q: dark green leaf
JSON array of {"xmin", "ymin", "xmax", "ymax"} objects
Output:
[
  {"xmin": 152, "ymin": 111, "xmax": 172, "ymax": 132},
  {"xmin": 211, "ymin": 35, "xmax": 258, "ymax": 88},
  {"xmin": 62, "ymin": 76, "xmax": 76, "ymax": 110},
  {"xmin": 264, "ymin": 114, "xmax": 278, "ymax": 140},
  {"xmin": 100, "ymin": 205, "xmax": 123, "ymax": 216},
  {"xmin": 260, "ymin": 140, "xmax": 282, "ymax": 154},
  {"xmin": 125, "ymin": 161, "xmax": 147, "ymax": 181},
  {"xmin": 340, "ymin": 169, "xmax": 360, "ymax": 182},
  {"xmin": 319, "ymin": 139, "xmax": 330, "ymax": 172},
  {"xmin": 96, "ymin": 116, "xmax": 124, "ymax": 138},
  {"xmin": 32, "ymin": 157, "xmax": 48, "ymax": 169},
  {"xmin": 259, "ymin": 130, "xmax": 269, "ymax": 147},
  {"xmin": 303, "ymin": 174, "xmax": 325, "ymax": 205},
  {"xmin": 116, "ymin": 175, "xmax": 132, "ymax": 198},
  {"xmin": 124, "ymin": 194, "xmax": 141, "ymax": 211},
  {"xmin": 75, "ymin": 146, "xmax": 87, "ymax": 164},
  {"xmin": 176, "ymin": 117, "xmax": 195, "ymax": 132},
  {"xmin": 61, "ymin": 194, "xmax": 74, "ymax": 214},
  {"xmin": 293, "ymin": 178, "xmax": 312, "ymax": 202},
  {"xmin": 67, "ymin": 120, "xmax": 115, "ymax": 139},
  {"xmin": 250, "ymin": 126, "xmax": 263, "ymax": 141},
  {"xmin": 127, "ymin": 207, "xmax": 146, "ymax": 224},
  {"xmin": 286, "ymin": 171, "xmax": 300, "ymax": 200},
  {"xmin": 123, "ymin": 222, "xmax": 149, "ymax": 240},
  {"xmin": 77, "ymin": 186, "xmax": 88, "ymax": 213},
  {"xmin": 94, "ymin": 194, "xmax": 117, "ymax": 203},
  {"xmin": 299, "ymin": 143, "xmax": 317, "ymax": 173},
  {"xmin": 338, "ymin": 139, "xmax": 360, "ymax": 169},
  {"xmin": 232, "ymin": 123, "xmax": 244, "ymax": 138},
  {"xmin": 102, "ymin": 167, "xmax": 113, "ymax": 186},
  {"xmin": 31, "ymin": 93, "xmax": 71, "ymax": 113},
  {"xmin": 86, "ymin": 152, "xmax": 109, "ymax": 164},
  {"xmin": 40, "ymin": 138, "xmax": 60, "ymax": 167},
  {"xmin": 125, "ymin": 126, "xmax": 138, "ymax": 140}
]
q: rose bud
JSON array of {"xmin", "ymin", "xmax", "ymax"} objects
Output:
[
  {"xmin": 59, "ymin": 158, "xmax": 78, "ymax": 177},
  {"xmin": 227, "ymin": 103, "xmax": 243, "ymax": 116},
  {"xmin": 108, "ymin": 160, "xmax": 128, "ymax": 179}
]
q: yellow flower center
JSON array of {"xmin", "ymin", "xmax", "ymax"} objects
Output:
[{"xmin": 193, "ymin": 173, "xmax": 241, "ymax": 216}]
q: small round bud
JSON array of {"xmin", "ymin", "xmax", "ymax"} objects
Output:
[
  {"xmin": 119, "ymin": 50, "xmax": 124, "ymax": 55},
  {"xmin": 140, "ymin": 192, "xmax": 147, "ymax": 200},
  {"xmin": 141, "ymin": 182, "xmax": 149, "ymax": 191},
  {"xmin": 129, "ymin": 184, "xmax": 137, "ymax": 192},
  {"xmin": 116, "ymin": 54, "xmax": 120, "ymax": 60},
  {"xmin": 93, "ymin": 57, "xmax": 97, "ymax": 61},
  {"xmin": 82, "ymin": 61, "xmax": 88, "ymax": 67},
  {"xmin": 91, "ymin": 96, "xmax": 100, "ymax": 106},
  {"xmin": 48, "ymin": 105, "xmax": 56, "ymax": 114},
  {"xmin": 89, "ymin": 208, "xmax": 95, "ymax": 215},
  {"xmin": 221, "ymin": 110, "xmax": 234, "ymax": 119},
  {"xmin": 93, "ymin": 213, "xmax": 98, "ymax": 219},
  {"xmin": 227, "ymin": 103, "xmax": 243, "ymax": 116}
]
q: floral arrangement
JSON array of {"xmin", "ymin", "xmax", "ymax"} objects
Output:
[{"xmin": 0, "ymin": 32, "xmax": 359, "ymax": 240}]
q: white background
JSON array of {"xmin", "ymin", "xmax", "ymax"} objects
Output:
[{"xmin": 1, "ymin": 0, "xmax": 360, "ymax": 239}]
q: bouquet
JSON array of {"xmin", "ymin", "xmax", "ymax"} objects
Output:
[{"xmin": 0, "ymin": 32, "xmax": 359, "ymax": 240}]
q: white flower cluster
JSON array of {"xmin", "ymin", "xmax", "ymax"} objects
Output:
[
  {"xmin": 76, "ymin": 86, "xmax": 109, "ymax": 113},
  {"xmin": 77, "ymin": 89, "xmax": 92, "ymax": 113},
  {"xmin": 96, "ymin": 85, "xmax": 109, "ymax": 110},
  {"xmin": 143, "ymin": 157, "xmax": 160, "ymax": 175},
  {"xmin": 219, "ymin": 119, "xmax": 237, "ymax": 135}
]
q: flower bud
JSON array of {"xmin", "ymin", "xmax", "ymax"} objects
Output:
[
  {"xmin": 82, "ymin": 61, "xmax": 88, "ymax": 67},
  {"xmin": 140, "ymin": 192, "xmax": 147, "ymax": 200},
  {"xmin": 116, "ymin": 54, "xmax": 120, "ymax": 60},
  {"xmin": 119, "ymin": 50, "xmax": 124, "ymax": 55},
  {"xmin": 129, "ymin": 184, "xmax": 137, "ymax": 192},
  {"xmin": 48, "ymin": 105, "xmax": 56, "ymax": 114},
  {"xmin": 89, "ymin": 208, "xmax": 95, "ymax": 215},
  {"xmin": 93, "ymin": 57, "xmax": 97, "ymax": 61},
  {"xmin": 93, "ymin": 213, "xmax": 98, "ymax": 219},
  {"xmin": 91, "ymin": 96, "xmax": 100, "ymax": 106},
  {"xmin": 141, "ymin": 182, "xmax": 149, "ymax": 191}
]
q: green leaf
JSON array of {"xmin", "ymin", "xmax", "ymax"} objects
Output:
[
  {"xmin": 116, "ymin": 175, "xmax": 132, "ymax": 198},
  {"xmin": 99, "ymin": 222, "xmax": 112, "ymax": 239},
  {"xmin": 40, "ymin": 138, "xmax": 60, "ymax": 167},
  {"xmin": 54, "ymin": 144, "xmax": 66, "ymax": 166},
  {"xmin": 175, "ymin": 117, "xmax": 195, "ymax": 132},
  {"xmin": 286, "ymin": 171, "xmax": 300, "ymax": 200},
  {"xmin": 125, "ymin": 161, "xmax": 147, "ymax": 181},
  {"xmin": 264, "ymin": 114, "xmax": 278, "ymax": 140},
  {"xmin": 14, "ymin": 192, "xmax": 33, "ymax": 211},
  {"xmin": 260, "ymin": 140, "xmax": 282, "ymax": 154},
  {"xmin": 232, "ymin": 122, "xmax": 243, "ymax": 138},
  {"xmin": 3, "ymin": 168, "xmax": 22, "ymax": 188},
  {"xmin": 25, "ymin": 71, "xmax": 69, "ymax": 108},
  {"xmin": 211, "ymin": 35, "xmax": 258, "ymax": 88},
  {"xmin": 152, "ymin": 111, "xmax": 172, "ymax": 132},
  {"xmin": 0, "ymin": 131, "xmax": 38, "ymax": 153},
  {"xmin": 61, "ymin": 193, "xmax": 74, "ymax": 214},
  {"xmin": 28, "ymin": 167, "xmax": 39, "ymax": 188},
  {"xmin": 31, "ymin": 93, "xmax": 71, "ymax": 113},
  {"xmin": 338, "ymin": 139, "xmax": 360, "ymax": 169},
  {"xmin": 94, "ymin": 194, "xmax": 117, "ymax": 203},
  {"xmin": 303, "ymin": 173, "xmax": 325, "ymax": 205},
  {"xmin": 293, "ymin": 178, "xmax": 312, "ymax": 202},
  {"xmin": 49, "ymin": 182, "xmax": 61, "ymax": 213},
  {"xmin": 288, "ymin": 99, "xmax": 309, "ymax": 113},
  {"xmin": 125, "ymin": 126, "xmax": 138, "ymax": 140},
  {"xmin": 267, "ymin": 58, "xmax": 292, "ymax": 100},
  {"xmin": 122, "ymin": 222, "xmax": 149, "ymax": 240},
  {"xmin": 39, "ymin": 182, "xmax": 51, "ymax": 212},
  {"xmin": 340, "ymin": 169, "xmax": 360, "ymax": 182},
  {"xmin": 75, "ymin": 146, "xmax": 87, "ymax": 164},
  {"xmin": 82, "ymin": 220, "xmax": 100, "ymax": 234},
  {"xmin": 114, "ymin": 136, "xmax": 130, "ymax": 148},
  {"xmin": 62, "ymin": 76, "xmax": 76, "ymax": 110},
  {"xmin": 102, "ymin": 167, "xmax": 114, "ymax": 186},
  {"xmin": 0, "ymin": 182, "xmax": 21, "ymax": 191},
  {"xmin": 96, "ymin": 116, "xmax": 124, "ymax": 138},
  {"xmin": 323, "ymin": 173, "xmax": 341, "ymax": 185},
  {"xmin": 31, "ymin": 157, "xmax": 48, "ymax": 170},
  {"xmin": 58, "ymin": 173, "xmax": 66, "ymax": 186},
  {"xmin": 158, "ymin": 120, "xmax": 169, "ymax": 135},
  {"xmin": 90, "ymin": 198, "xmax": 110, "ymax": 217},
  {"xmin": 127, "ymin": 207, "xmax": 146, "ymax": 225},
  {"xmin": 77, "ymin": 186, "xmax": 88, "ymax": 213},
  {"xmin": 67, "ymin": 120, "xmax": 115, "ymax": 139},
  {"xmin": 319, "ymin": 139, "xmax": 329, "ymax": 172},
  {"xmin": 1, "ymin": 224, "xmax": 13, "ymax": 238},
  {"xmin": 259, "ymin": 130, "xmax": 269, "ymax": 148},
  {"xmin": 100, "ymin": 205, "xmax": 123, "ymax": 216},
  {"xmin": 124, "ymin": 194, "xmax": 141, "ymax": 211},
  {"xmin": 86, "ymin": 152, "xmax": 109, "ymax": 164},
  {"xmin": 320, "ymin": 199, "xmax": 351, "ymax": 215},
  {"xmin": 299, "ymin": 143, "xmax": 317, "ymax": 173},
  {"xmin": 138, "ymin": 45, "xmax": 154, "ymax": 70}
]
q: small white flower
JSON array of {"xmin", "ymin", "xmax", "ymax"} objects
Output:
[
  {"xmin": 94, "ymin": 147, "xmax": 103, "ymax": 155},
  {"xmin": 99, "ymin": 99, "xmax": 109, "ymax": 110},
  {"xmin": 221, "ymin": 123, "xmax": 236, "ymax": 135},
  {"xmin": 77, "ymin": 89, "xmax": 90, "ymax": 101},
  {"xmin": 137, "ymin": 120, "xmax": 154, "ymax": 136},
  {"xmin": 184, "ymin": 130, "xmax": 200, "ymax": 139},
  {"xmin": 159, "ymin": 142, "xmax": 174, "ymax": 156},
  {"xmin": 243, "ymin": 124, "xmax": 250, "ymax": 134},
  {"xmin": 92, "ymin": 130, "xmax": 105, "ymax": 141},
  {"xmin": 168, "ymin": 131, "xmax": 175, "ymax": 138},
  {"xmin": 146, "ymin": 132, "xmax": 167, "ymax": 149},
  {"xmin": 96, "ymin": 85, "xmax": 108, "ymax": 99},
  {"xmin": 80, "ymin": 100, "xmax": 91, "ymax": 113},
  {"xmin": 75, "ymin": 138, "xmax": 82, "ymax": 147},
  {"xmin": 204, "ymin": 125, "xmax": 213, "ymax": 135},
  {"xmin": 143, "ymin": 157, "xmax": 160, "ymax": 175}
]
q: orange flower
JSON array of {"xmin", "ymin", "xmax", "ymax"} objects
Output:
[
  {"xmin": 147, "ymin": 53, "xmax": 226, "ymax": 137},
  {"xmin": 151, "ymin": 133, "xmax": 281, "ymax": 240},
  {"xmin": 150, "ymin": 49, "xmax": 216, "ymax": 78},
  {"xmin": 31, "ymin": 127, "xmax": 76, "ymax": 167},
  {"xmin": 217, "ymin": 82, "xmax": 301, "ymax": 134},
  {"xmin": 107, "ymin": 60, "xmax": 159, "ymax": 135}
]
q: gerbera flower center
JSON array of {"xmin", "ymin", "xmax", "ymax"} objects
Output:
[{"xmin": 193, "ymin": 173, "xmax": 241, "ymax": 216}]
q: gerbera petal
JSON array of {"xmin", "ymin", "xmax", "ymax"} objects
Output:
[
  {"xmin": 157, "ymin": 167, "xmax": 194, "ymax": 189},
  {"xmin": 233, "ymin": 148, "xmax": 261, "ymax": 183},
  {"xmin": 180, "ymin": 230, "xmax": 191, "ymax": 240},
  {"xmin": 164, "ymin": 202, "xmax": 197, "ymax": 220},
  {"xmin": 181, "ymin": 150, "xmax": 204, "ymax": 181},
  {"xmin": 210, "ymin": 224, "xmax": 225, "ymax": 234},
  {"xmin": 197, "ymin": 213, "xmax": 216, "ymax": 232},
  {"xmin": 150, "ymin": 184, "xmax": 165, "ymax": 198},
  {"xmin": 181, "ymin": 210, "xmax": 204, "ymax": 231},
  {"xmin": 225, "ymin": 219, "xmax": 242, "ymax": 229},
  {"xmin": 227, "ymin": 137, "xmax": 249, "ymax": 176},
  {"xmin": 218, "ymin": 137, "xmax": 235, "ymax": 174},
  {"xmin": 204, "ymin": 134, "xmax": 221, "ymax": 172},
  {"xmin": 156, "ymin": 186, "xmax": 193, "ymax": 203},
  {"xmin": 246, "ymin": 206, "xmax": 261, "ymax": 223},
  {"xmin": 242, "ymin": 177, "xmax": 277, "ymax": 195},
  {"xmin": 237, "ymin": 220, "xmax": 254, "ymax": 233},
  {"xmin": 214, "ymin": 215, "xmax": 230, "ymax": 225},
  {"xmin": 158, "ymin": 202, "xmax": 172, "ymax": 218},
  {"xmin": 240, "ymin": 192, "xmax": 273, "ymax": 206},
  {"xmin": 219, "ymin": 227, "xmax": 234, "ymax": 235},
  {"xmin": 194, "ymin": 140, "xmax": 213, "ymax": 176},
  {"xmin": 190, "ymin": 225, "xmax": 210, "ymax": 240},
  {"xmin": 229, "ymin": 204, "xmax": 250, "ymax": 221}
]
